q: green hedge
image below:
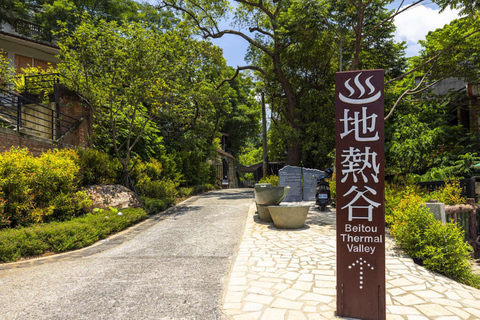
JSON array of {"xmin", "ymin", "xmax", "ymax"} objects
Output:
[
  {"xmin": 387, "ymin": 184, "xmax": 480, "ymax": 288},
  {"xmin": 0, "ymin": 207, "xmax": 147, "ymax": 263},
  {"xmin": 141, "ymin": 197, "xmax": 174, "ymax": 214},
  {"xmin": 76, "ymin": 148, "xmax": 120, "ymax": 186}
]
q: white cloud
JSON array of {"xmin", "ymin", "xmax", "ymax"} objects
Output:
[{"xmin": 393, "ymin": 5, "xmax": 461, "ymax": 57}]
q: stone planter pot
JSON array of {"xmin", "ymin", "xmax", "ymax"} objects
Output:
[
  {"xmin": 256, "ymin": 205, "xmax": 272, "ymax": 222},
  {"xmin": 254, "ymin": 186, "xmax": 290, "ymax": 205},
  {"xmin": 254, "ymin": 183, "xmax": 271, "ymax": 188},
  {"xmin": 267, "ymin": 205, "xmax": 310, "ymax": 229},
  {"xmin": 254, "ymin": 186, "xmax": 290, "ymax": 222}
]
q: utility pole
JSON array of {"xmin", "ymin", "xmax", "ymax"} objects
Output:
[{"xmin": 262, "ymin": 92, "xmax": 268, "ymax": 178}]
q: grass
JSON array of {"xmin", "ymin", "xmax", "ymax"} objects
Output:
[{"xmin": 0, "ymin": 207, "xmax": 147, "ymax": 263}]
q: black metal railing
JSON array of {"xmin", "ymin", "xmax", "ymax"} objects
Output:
[
  {"xmin": 23, "ymin": 73, "xmax": 60, "ymax": 95},
  {"xmin": 13, "ymin": 19, "xmax": 50, "ymax": 41},
  {"xmin": 0, "ymin": 88, "xmax": 80, "ymax": 140}
]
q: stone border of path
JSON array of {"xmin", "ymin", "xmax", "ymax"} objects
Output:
[
  {"xmin": 0, "ymin": 196, "xmax": 199, "ymax": 271},
  {"xmin": 222, "ymin": 202, "xmax": 480, "ymax": 320}
]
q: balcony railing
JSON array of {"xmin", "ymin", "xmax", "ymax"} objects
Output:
[
  {"xmin": 13, "ymin": 19, "xmax": 51, "ymax": 42},
  {"xmin": 24, "ymin": 73, "xmax": 60, "ymax": 97}
]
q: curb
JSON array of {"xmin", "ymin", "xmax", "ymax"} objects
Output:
[{"xmin": 0, "ymin": 195, "xmax": 200, "ymax": 270}]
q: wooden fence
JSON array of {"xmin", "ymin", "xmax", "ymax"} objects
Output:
[{"xmin": 445, "ymin": 198, "xmax": 480, "ymax": 258}]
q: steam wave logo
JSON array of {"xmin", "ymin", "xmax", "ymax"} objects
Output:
[{"xmin": 339, "ymin": 73, "xmax": 381, "ymax": 104}]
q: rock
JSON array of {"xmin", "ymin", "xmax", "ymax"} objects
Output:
[{"xmin": 83, "ymin": 184, "xmax": 142, "ymax": 213}]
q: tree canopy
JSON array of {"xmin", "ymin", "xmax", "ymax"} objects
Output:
[
  {"xmin": 58, "ymin": 18, "xmax": 178, "ymax": 185},
  {"xmin": 1, "ymin": 0, "xmax": 174, "ymax": 41},
  {"xmin": 160, "ymin": 0, "xmax": 408, "ymax": 168},
  {"xmin": 384, "ymin": 15, "xmax": 480, "ymax": 180},
  {"xmin": 57, "ymin": 16, "xmax": 260, "ymax": 187}
]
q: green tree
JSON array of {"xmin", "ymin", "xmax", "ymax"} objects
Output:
[
  {"xmin": 0, "ymin": 52, "xmax": 14, "ymax": 89},
  {"xmin": 238, "ymin": 141, "xmax": 262, "ymax": 166},
  {"xmin": 413, "ymin": 17, "xmax": 480, "ymax": 83},
  {"xmin": 1, "ymin": 0, "xmax": 174, "ymax": 41},
  {"xmin": 0, "ymin": 0, "xmax": 29, "ymax": 27},
  {"xmin": 143, "ymin": 36, "xmax": 240, "ymax": 186},
  {"xmin": 160, "ymin": 0, "xmax": 407, "ymax": 167},
  {"xmin": 160, "ymin": 0, "xmax": 328, "ymax": 165},
  {"xmin": 247, "ymin": 0, "xmax": 405, "ymax": 168},
  {"xmin": 384, "ymin": 16, "xmax": 480, "ymax": 178},
  {"xmin": 333, "ymin": 0, "xmax": 479, "ymax": 72},
  {"xmin": 382, "ymin": 7, "xmax": 479, "ymax": 120},
  {"xmin": 220, "ymin": 72, "xmax": 261, "ymax": 158},
  {"xmin": 38, "ymin": 0, "xmax": 174, "ymax": 38},
  {"xmin": 57, "ymin": 18, "xmax": 188, "ymax": 187},
  {"xmin": 385, "ymin": 95, "xmax": 467, "ymax": 176}
]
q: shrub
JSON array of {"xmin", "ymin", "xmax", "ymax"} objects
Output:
[
  {"xmin": 43, "ymin": 191, "xmax": 91, "ymax": 222},
  {"xmin": 259, "ymin": 175, "xmax": 279, "ymax": 186},
  {"xmin": 76, "ymin": 148, "xmax": 120, "ymax": 186},
  {"xmin": 427, "ymin": 180, "xmax": 465, "ymax": 205},
  {"xmin": 140, "ymin": 179, "xmax": 178, "ymax": 199},
  {"xmin": 385, "ymin": 184, "xmax": 420, "ymax": 226},
  {"xmin": 0, "ymin": 229, "xmax": 23, "ymax": 262},
  {"xmin": 385, "ymin": 181, "xmax": 465, "ymax": 225},
  {"xmin": 177, "ymin": 183, "xmax": 216, "ymax": 198},
  {"xmin": 0, "ymin": 147, "xmax": 91, "ymax": 228},
  {"xmin": 420, "ymin": 220, "xmax": 474, "ymax": 284},
  {"xmin": 32, "ymin": 149, "xmax": 81, "ymax": 208},
  {"xmin": 0, "ymin": 207, "xmax": 147, "ymax": 262},
  {"xmin": 204, "ymin": 183, "xmax": 215, "ymax": 191},
  {"xmin": 389, "ymin": 189, "xmax": 431, "ymax": 254},
  {"xmin": 0, "ymin": 191, "xmax": 8, "ymax": 227},
  {"xmin": 388, "ymin": 183, "xmax": 477, "ymax": 287},
  {"xmin": 177, "ymin": 149, "xmax": 216, "ymax": 186},
  {"xmin": 178, "ymin": 187, "xmax": 194, "ymax": 198},
  {"xmin": 0, "ymin": 147, "xmax": 38, "ymax": 226},
  {"xmin": 141, "ymin": 197, "xmax": 172, "ymax": 214},
  {"xmin": 131, "ymin": 159, "xmax": 179, "ymax": 199},
  {"xmin": 193, "ymin": 183, "xmax": 216, "ymax": 194},
  {"xmin": 37, "ymin": 221, "xmax": 100, "ymax": 252}
]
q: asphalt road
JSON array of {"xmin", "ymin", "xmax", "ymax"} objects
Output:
[{"xmin": 0, "ymin": 189, "xmax": 253, "ymax": 320}]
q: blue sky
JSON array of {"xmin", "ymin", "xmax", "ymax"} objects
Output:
[
  {"xmin": 211, "ymin": 1, "xmax": 461, "ymax": 67},
  {"xmin": 142, "ymin": 1, "xmax": 461, "ymax": 67}
]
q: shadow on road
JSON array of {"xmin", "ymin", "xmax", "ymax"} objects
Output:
[
  {"xmin": 199, "ymin": 189, "xmax": 254, "ymax": 201},
  {"xmin": 161, "ymin": 205, "xmax": 203, "ymax": 218}
]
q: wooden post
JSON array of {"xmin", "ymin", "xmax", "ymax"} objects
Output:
[{"xmin": 466, "ymin": 199, "xmax": 478, "ymax": 254}]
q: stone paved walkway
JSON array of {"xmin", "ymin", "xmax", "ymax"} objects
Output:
[{"xmin": 222, "ymin": 203, "xmax": 480, "ymax": 320}]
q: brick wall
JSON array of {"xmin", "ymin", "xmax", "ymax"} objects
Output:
[
  {"xmin": 0, "ymin": 85, "xmax": 92, "ymax": 155},
  {"xmin": 0, "ymin": 127, "xmax": 58, "ymax": 156},
  {"xmin": 56, "ymin": 85, "xmax": 92, "ymax": 147}
]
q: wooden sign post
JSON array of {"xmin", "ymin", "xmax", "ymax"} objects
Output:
[{"xmin": 335, "ymin": 70, "xmax": 386, "ymax": 320}]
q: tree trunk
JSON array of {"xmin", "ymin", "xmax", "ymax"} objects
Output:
[
  {"xmin": 285, "ymin": 142, "xmax": 302, "ymax": 166},
  {"xmin": 121, "ymin": 163, "xmax": 130, "ymax": 189},
  {"xmin": 272, "ymin": 53, "xmax": 302, "ymax": 166}
]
